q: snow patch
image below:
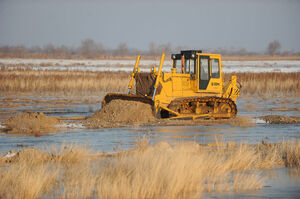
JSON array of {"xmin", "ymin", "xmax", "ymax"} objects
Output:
[
  {"xmin": 1, "ymin": 58, "xmax": 300, "ymax": 73},
  {"xmin": 254, "ymin": 118, "xmax": 266, "ymax": 124},
  {"xmin": 3, "ymin": 151, "xmax": 18, "ymax": 158},
  {"xmin": 56, "ymin": 123, "xmax": 86, "ymax": 129}
]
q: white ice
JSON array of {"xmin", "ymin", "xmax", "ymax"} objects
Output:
[
  {"xmin": 56, "ymin": 123, "xmax": 86, "ymax": 129},
  {"xmin": 1, "ymin": 58, "xmax": 300, "ymax": 73},
  {"xmin": 254, "ymin": 118, "xmax": 267, "ymax": 124}
]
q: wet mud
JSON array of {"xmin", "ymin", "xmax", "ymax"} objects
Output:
[
  {"xmin": 3, "ymin": 112, "xmax": 60, "ymax": 136},
  {"xmin": 83, "ymin": 100, "xmax": 157, "ymax": 128},
  {"xmin": 260, "ymin": 115, "xmax": 300, "ymax": 124},
  {"xmin": 83, "ymin": 99, "xmax": 256, "ymax": 129},
  {"xmin": 1, "ymin": 95, "xmax": 299, "ymax": 136}
]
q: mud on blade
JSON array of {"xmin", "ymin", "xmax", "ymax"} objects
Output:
[{"xmin": 103, "ymin": 93, "xmax": 154, "ymax": 106}]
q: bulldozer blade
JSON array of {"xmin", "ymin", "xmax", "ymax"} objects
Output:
[{"xmin": 102, "ymin": 93, "xmax": 154, "ymax": 106}]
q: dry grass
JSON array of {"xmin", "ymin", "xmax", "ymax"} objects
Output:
[
  {"xmin": 1, "ymin": 139, "xmax": 300, "ymax": 199},
  {"xmin": 0, "ymin": 68, "xmax": 299, "ymax": 97},
  {"xmin": 0, "ymin": 162, "xmax": 58, "ymax": 199},
  {"xmin": 225, "ymin": 72, "xmax": 300, "ymax": 97},
  {"xmin": 281, "ymin": 142, "xmax": 300, "ymax": 167},
  {"xmin": 0, "ymin": 144, "xmax": 93, "ymax": 199},
  {"xmin": 0, "ymin": 69, "xmax": 130, "ymax": 92}
]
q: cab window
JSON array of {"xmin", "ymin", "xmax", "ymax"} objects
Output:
[
  {"xmin": 185, "ymin": 59, "xmax": 196, "ymax": 74},
  {"xmin": 184, "ymin": 59, "xmax": 190, "ymax": 74},
  {"xmin": 211, "ymin": 59, "xmax": 220, "ymax": 78},
  {"xmin": 200, "ymin": 58, "xmax": 209, "ymax": 80},
  {"xmin": 190, "ymin": 60, "xmax": 195, "ymax": 74},
  {"xmin": 173, "ymin": 58, "xmax": 196, "ymax": 74},
  {"xmin": 174, "ymin": 60, "xmax": 181, "ymax": 73}
]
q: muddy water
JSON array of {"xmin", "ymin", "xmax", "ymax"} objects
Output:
[
  {"xmin": 0, "ymin": 96, "xmax": 299, "ymax": 153},
  {"xmin": 0, "ymin": 96, "xmax": 300, "ymax": 198},
  {"xmin": 1, "ymin": 120, "xmax": 299, "ymax": 153}
]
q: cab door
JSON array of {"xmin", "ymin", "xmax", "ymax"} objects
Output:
[
  {"xmin": 198, "ymin": 56, "xmax": 210, "ymax": 90},
  {"xmin": 208, "ymin": 56, "xmax": 223, "ymax": 93}
]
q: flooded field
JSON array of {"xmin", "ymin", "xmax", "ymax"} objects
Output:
[
  {"xmin": 1, "ymin": 93, "xmax": 300, "ymax": 198},
  {"xmin": 0, "ymin": 60, "xmax": 299, "ymax": 198},
  {"xmin": 0, "ymin": 95, "xmax": 299, "ymax": 153}
]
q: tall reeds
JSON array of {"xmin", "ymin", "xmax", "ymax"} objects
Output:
[
  {"xmin": 0, "ymin": 69, "xmax": 130, "ymax": 92},
  {"xmin": 1, "ymin": 140, "xmax": 300, "ymax": 199},
  {"xmin": 0, "ymin": 68, "xmax": 299, "ymax": 96},
  {"xmin": 225, "ymin": 72, "xmax": 300, "ymax": 96}
]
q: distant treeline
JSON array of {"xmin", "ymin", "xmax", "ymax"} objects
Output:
[{"xmin": 0, "ymin": 39, "xmax": 299, "ymax": 59}]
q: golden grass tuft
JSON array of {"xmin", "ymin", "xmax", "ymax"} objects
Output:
[
  {"xmin": 1, "ymin": 140, "xmax": 300, "ymax": 198},
  {"xmin": 61, "ymin": 162, "xmax": 97, "ymax": 199},
  {"xmin": 0, "ymin": 161, "xmax": 58, "ymax": 199},
  {"xmin": 50, "ymin": 144, "xmax": 94, "ymax": 163},
  {"xmin": 281, "ymin": 142, "xmax": 300, "ymax": 167}
]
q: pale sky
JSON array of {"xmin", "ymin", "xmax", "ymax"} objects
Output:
[{"xmin": 0, "ymin": 0, "xmax": 299, "ymax": 52}]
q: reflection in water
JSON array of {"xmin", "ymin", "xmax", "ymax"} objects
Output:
[
  {"xmin": 206, "ymin": 168, "xmax": 300, "ymax": 198},
  {"xmin": 148, "ymin": 125, "xmax": 224, "ymax": 141},
  {"xmin": 288, "ymin": 169, "xmax": 300, "ymax": 184}
]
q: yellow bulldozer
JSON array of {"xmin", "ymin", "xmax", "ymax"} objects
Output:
[{"xmin": 103, "ymin": 50, "xmax": 241, "ymax": 119}]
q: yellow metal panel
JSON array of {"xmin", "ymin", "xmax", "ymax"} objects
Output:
[
  {"xmin": 143, "ymin": 52, "xmax": 239, "ymax": 115},
  {"xmin": 127, "ymin": 55, "xmax": 141, "ymax": 93}
]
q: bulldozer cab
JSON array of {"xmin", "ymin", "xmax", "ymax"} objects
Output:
[
  {"xmin": 171, "ymin": 50, "xmax": 222, "ymax": 92},
  {"xmin": 171, "ymin": 50, "xmax": 198, "ymax": 75}
]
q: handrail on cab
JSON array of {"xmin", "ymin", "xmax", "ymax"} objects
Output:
[{"xmin": 127, "ymin": 55, "xmax": 141, "ymax": 94}]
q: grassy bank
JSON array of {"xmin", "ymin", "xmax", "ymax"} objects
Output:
[
  {"xmin": 0, "ymin": 69, "xmax": 129, "ymax": 92},
  {"xmin": 0, "ymin": 139, "xmax": 299, "ymax": 199},
  {"xmin": 0, "ymin": 69, "xmax": 299, "ymax": 97}
]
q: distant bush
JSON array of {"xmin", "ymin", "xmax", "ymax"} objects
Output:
[{"xmin": 0, "ymin": 39, "xmax": 299, "ymax": 59}]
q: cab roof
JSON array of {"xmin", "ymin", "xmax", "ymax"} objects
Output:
[
  {"xmin": 171, "ymin": 50, "xmax": 202, "ymax": 60},
  {"xmin": 171, "ymin": 50, "xmax": 221, "ymax": 59}
]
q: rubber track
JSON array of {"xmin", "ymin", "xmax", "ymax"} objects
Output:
[
  {"xmin": 103, "ymin": 94, "xmax": 237, "ymax": 119},
  {"xmin": 168, "ymin": 96, "xmax": 237, "ymax": 118}
]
